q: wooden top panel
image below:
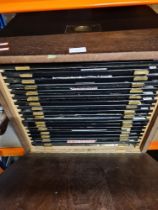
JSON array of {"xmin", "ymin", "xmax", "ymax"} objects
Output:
[
  {"xmin": 0, "ymin": 153, "xmax": 158, "ymax": 210},
  {"xmin": 1, "ymin": 0, "xmax": 158, "ymax": 13},
  {"xmin": 0, "ymin": 28, "xmax": 158, "ymax": 63},
  {"xmin": 0, "ymin": 6, "xmax": 157, "ymax": 63}
]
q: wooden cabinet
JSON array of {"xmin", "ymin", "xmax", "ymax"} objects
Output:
[{"xmin": 0, "ymin": 6, "xmax": 158, "ymax": 153}]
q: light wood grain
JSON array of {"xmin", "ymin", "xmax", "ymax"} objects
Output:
[{"xmin": 0, "ymin": 74, "xmax": 31, "ymax": 153}]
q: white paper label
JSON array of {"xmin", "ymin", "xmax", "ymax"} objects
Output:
[
  {"xmin": 141, "ymin": 107, "xmax": 149, "ymax": 110},
  {"xmin": 67, "ymin": 139, "xmax": 96, "ymax": 144},
  {"xmin": 0, "ymin": 42, "xmax": 8, "ymax": 46},
  {"xmin": 0, "ymin": 48, "xmax": 9, "ymax": 51},
  {"xmin": 134, "ymin": 117, "xmax": 146, "ymax": 121},
  {"xmin": 69, "ymin": 47, "xmax": 87, "ymax": 54},
  {"xmin": 144, "ymin": 92, "xmax": 153, "ymax": 95},
  {"xmin": 149, "ymin": 65, "xmax": 157, "ymax": 69},
  {"xmin": 81, "ymin": 68, "xmax": 108, "ymax": 71},
  {"xmin": 70, "ymin": 87, "xmax": 98, "ymax": 91},
  {"xmin": 143, "ymin": 97, "xmax": 152, "ymax": 101}
]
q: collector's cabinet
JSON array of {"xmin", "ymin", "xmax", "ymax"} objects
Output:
[{"xmin": 0, "ymin": 4, "xmax": 158, "ymax": 210}]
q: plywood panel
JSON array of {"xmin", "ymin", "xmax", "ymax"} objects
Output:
[{"xmin": 0, "ymin": 74, "xmax": 31, "ymax": 152}]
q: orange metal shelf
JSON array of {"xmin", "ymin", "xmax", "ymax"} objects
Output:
[
  {"xmin": 1, "ymin": 0, "xmax": 158, "ymax": 13},
  {"xmin": 148, "ymin": 141, "xmax": 158, "ymax": 150},
  {"xmin": 0, "ymin": 147, "xmax": 25, "ymax": 156}
]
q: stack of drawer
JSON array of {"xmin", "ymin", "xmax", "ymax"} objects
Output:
[{"xmin": 1, "ymin": 60, "xmax": 158, "ymax": 146}]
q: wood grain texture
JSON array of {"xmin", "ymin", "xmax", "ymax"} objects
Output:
[
  {"xmin": 0, "ymin": 74, "xmax": 31, "ymax": 152},
  {"xmin": 0, "ymin": 52, "xmax": 158, "ymax": 64},
  {"xmin": 0, "ymin": 28, "xmax": 158, "ymax": 64},
  {"xmin": 0, "ymin": 153, "xmax": 158, "ymax": 210},
  {"xmin": 31, "ymin": 144, "xmax": 140, "ymax": 153},
  {"xmin": 0, "ymin": 29, "xmax": 158, "ymax": 56},
  {"xmin": 140, "ymin": 100, "xmax": 158, "ymax": 151}
]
